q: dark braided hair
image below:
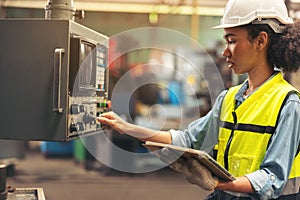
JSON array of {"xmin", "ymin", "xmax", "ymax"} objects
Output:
[{"xmin": 241, "ymin": 21, "xmax": 300, "ymax": 72}]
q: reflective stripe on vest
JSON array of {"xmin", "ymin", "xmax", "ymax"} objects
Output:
[{"xmin": 217, "ymin": 72, "xmax": 300, "ymax": 195}]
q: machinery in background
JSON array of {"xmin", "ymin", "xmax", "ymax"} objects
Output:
[
  {"xmin": 0, "ymin": 164, "xmax": 46, "ymax": 200},
  {"xmin": 287, "ymin": 0, "xmax": 300, "ymax": 19}
]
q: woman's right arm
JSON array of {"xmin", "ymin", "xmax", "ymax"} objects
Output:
[
  {"xmin": 97, "ymin": 111, "xmax": 172, "ymax": 144},
  {"xmin": 98, "ymin": 90, "xmax": 227, "ymax": 148}
]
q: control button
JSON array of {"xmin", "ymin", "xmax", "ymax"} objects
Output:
[
  {"xmin": 69, "ymin": 123, "xmax": 77, "ymax": 133},
  {"xmin": 97, "ymin": 102, "xmax": 103, "ymax": 108},
  {"xmin": 90, "ymin": 119, "xmax": 96, "ymax": 125},
  {"xmin": 76, "ymin": 122, "xmax": 84, "ymax": 131},
  {"xmin": 106, "ymin": 100, "xmax": 111, "ymax": 109},
  {"xmin": 96, "ymin": 123, "xmax": 101, "ymax": 129},
  {"xmin": 71, "ymin": 104, "xmax": 80, "ymax": 115},
  {"xmin": 79, "ymin": 105, "xmax": 85, "ymax": 112}
]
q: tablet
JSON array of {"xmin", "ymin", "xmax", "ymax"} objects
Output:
[{"xmin": 144, "ymin": 141, "xmax": 235, "ymax": 181}]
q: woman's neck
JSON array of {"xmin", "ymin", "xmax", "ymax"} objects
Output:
[{"xmin": 246, "ymin": 67, "xmax": 274, "ymax": 95}]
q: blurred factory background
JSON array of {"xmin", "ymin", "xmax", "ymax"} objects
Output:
[{"xmin": 0, "ymin": 0, "xmax": 300, "ymax": 199}]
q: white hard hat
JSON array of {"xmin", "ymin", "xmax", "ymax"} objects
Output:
[{"xmin": 213, "ymin": 0, "xmax": 293, "ymax": 33}]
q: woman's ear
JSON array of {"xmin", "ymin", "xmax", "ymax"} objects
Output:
[{"xmin": 256, "ymin": 31, "xmax": 268, "ymax": 51}]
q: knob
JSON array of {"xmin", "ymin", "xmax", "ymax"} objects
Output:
[
  {"xmin": 70, "ymin": 104, "xmax": 80, "ymax": 115},
  {"xmin": 83, "ymin": 113, "xmax": 96, "ymax": 124}
]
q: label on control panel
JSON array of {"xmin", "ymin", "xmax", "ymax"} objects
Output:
[{"xmin": 96, "ymin": 45, "xmax": 107, "ymax": 92}]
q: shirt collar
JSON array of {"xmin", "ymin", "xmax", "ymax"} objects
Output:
[{"xmin": 234, "ymin": 70, "xmax": 280, "ymax": 107}]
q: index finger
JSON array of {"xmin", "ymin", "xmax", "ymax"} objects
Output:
[{"xmin": 100, "ymin": 111, "xmax": 115, "ymax": 119}]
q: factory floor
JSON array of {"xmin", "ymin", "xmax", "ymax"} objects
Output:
[{"xmin": 6, "ymin": 149, "xmax": 211, "ymax": 200}]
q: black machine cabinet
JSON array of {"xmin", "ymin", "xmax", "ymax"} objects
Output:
[{"xmin": 0, "ymin": 19, "xmax": 109, "ymax": 141}]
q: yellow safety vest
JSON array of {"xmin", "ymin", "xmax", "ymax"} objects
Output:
[{"xmin": 218, "ymin": 72, "xmax": 300, "ymax": 195}]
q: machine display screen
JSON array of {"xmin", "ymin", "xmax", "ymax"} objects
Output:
[
  {"xmin": 78, "ymin": 41, "xmax": 96, "ymax": 91},
  {"xmin": 69, "ymin": 36, "xmax": 108, "ymax": 97}
]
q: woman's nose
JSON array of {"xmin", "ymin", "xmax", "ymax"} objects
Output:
[{"xmin": 222, "ymin": 46, "xmax": 231, "ymax": 58}]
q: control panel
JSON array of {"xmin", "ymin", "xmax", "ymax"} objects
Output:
[
  {"xmin": 67, "ymin": 40, "xmax": 110, "ymax": 139},
  {"xmin": 68, "ymin": 96, "xmax": 110, "ymax": 137},
  {"xmin": 68, "ymin": 96, "xmax": 97, "ymax": 136}
]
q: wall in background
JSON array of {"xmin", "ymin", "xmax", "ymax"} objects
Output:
[{"xmin": 3, "ymin": 7, "xmax": 222, "ymax": 49}]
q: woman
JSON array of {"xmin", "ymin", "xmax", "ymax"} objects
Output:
[{"xmin": 98, "ymin": 0, "xmax": 300, "ymax": 199}]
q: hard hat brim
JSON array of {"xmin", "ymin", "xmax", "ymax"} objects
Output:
[
  {"xmin": 212, "ymin": 17, "xmax": 293, "ymax": 32},
  {"xmin": 212, "ymin": 24, "xmax": 243, "ymax": 29}
]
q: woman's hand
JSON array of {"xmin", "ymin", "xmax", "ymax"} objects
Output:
[
  {"xmin": 97, "ymin": 111, "xmax": 172, "ymax": 144},
  {"xmin": 97, "ymin": 111, "xmax": 130, "ymax": 134}
]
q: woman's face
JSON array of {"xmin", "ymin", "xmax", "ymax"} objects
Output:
[{"xmin": 222, "ymin": 27, "xmax": 260, "ymax": 75}]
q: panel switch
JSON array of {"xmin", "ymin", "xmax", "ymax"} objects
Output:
[{"xmin": 71, "ymin": 104, "xmax": 80, "ymax": 115}]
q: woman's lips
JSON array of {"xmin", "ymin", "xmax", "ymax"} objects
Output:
[{"xmin": 226, "ymin": 58, "xmax": 234, "ymax": 69}]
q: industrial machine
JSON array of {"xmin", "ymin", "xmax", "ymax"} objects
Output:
[
  {"xmin": 0, "ymin": 0, "xmax": 110, "ymax": 199},
  {"xmin": 0, "ymin": 1, "xmax": 109, "ymax": 142}
]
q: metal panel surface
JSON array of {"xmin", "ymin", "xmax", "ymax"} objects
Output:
[{"xmin": 0, "ymin": 19, "xmax": 109, "ymax": 141}]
